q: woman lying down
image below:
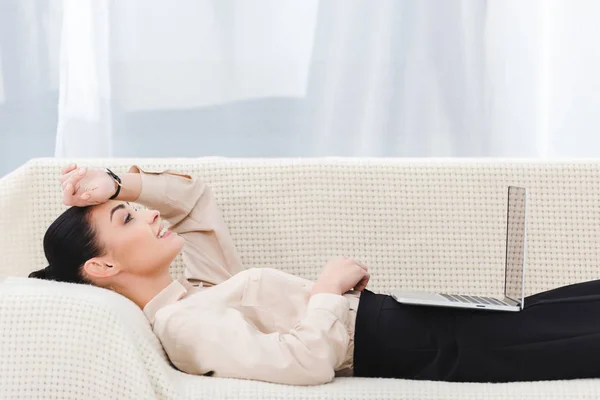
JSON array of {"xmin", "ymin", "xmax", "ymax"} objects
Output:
[{"xmin": 30, "ymin": 164, "xmax": 600, "ymax": 385}]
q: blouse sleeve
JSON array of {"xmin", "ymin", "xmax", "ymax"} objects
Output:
[
  {"xmin": 128, "ymin": 165, "xmax": 244, "ymax": 286},
  {"xmin": 159, "ymin": 293, "xmax": 351, "ymax": 386}
]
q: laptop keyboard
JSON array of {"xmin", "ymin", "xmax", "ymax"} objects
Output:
[{"xmin": 439, "ymin": 293, "xmax": 511, "ymax": 306}]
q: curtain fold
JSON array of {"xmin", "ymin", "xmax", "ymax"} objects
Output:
[
  {"xmin": 55, "ymin": 0, "xmax": 112, "ymax": 157},
  {"xmin": 2, "ymin": 0, "xmax": 600, "ymax": 177},
  {"xmin": 53, "ymin": 0, "xmax": 552, "ymax": 159},
  {"xmin": 0, "ymin": 0, "xmax": 61, "ymax": 176},
  {"xmin": 111, "ymin": 0, "xmax": 319, "ymax": 111}
]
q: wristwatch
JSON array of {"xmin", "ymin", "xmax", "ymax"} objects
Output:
[{"xmin": 105, "ymin": 168, "xmax": 122, "ymax": 200}]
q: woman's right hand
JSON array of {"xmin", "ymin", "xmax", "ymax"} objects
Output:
[
  {"xmin": 58, "ymin": 164, "xmax": 118, "ymax": 207},
  {"xmin": 312, "ymin": 256, "xmax": 370, "ymax": 296}
]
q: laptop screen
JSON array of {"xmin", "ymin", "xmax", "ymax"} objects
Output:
[{"xmin": 504, "ymin": 186, "xmax": 527, "ymax": 303}]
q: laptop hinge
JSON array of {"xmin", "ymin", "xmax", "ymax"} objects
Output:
[{"xmin": 503, "ymin": 296, "xmax": 520, "ymax": 307}]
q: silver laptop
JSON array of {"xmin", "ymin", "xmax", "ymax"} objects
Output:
[{"xmin": 390, "ymin": 186, "xmax": 527, "ymax": 312}]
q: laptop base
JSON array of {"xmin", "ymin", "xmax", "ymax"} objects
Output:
[{"xmin": 389, "ymin": 289, "xmax": 521, "ymax": 312}]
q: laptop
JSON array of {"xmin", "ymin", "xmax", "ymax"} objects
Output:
[{"xmin": 390, "ymin": 186, "xmax": 527, "ymax": 312}]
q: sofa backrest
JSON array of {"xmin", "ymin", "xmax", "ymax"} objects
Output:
[{"xmin": 1, "ymin": 157, "xmax": 599, "ymax": 296}]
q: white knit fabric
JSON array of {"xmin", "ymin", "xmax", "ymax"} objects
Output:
[{"xmin": 1, "ymin": 157, "xmax": 600, "ymax": 399}]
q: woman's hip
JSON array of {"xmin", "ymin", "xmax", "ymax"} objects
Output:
[
  {"xmin": 353, "ymin": 289, "xmax": 455, "ymax": 379},
  {"xmin": 353, "ymin": 280, "xmax": 600, "ymax": 382}
]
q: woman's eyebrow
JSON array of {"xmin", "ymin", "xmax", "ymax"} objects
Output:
[{"xmin": 110, "ymin": 204, "xmax": 127, "ymax": 222}]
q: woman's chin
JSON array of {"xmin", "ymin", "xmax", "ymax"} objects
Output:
[{"xmin": 167, "ymin": 234, "xmax": 185, "ymax": 253}]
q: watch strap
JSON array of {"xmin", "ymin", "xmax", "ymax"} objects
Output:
[{"xmin": 105, "ymin": 168, "xmax": 122, "ymax": 200}]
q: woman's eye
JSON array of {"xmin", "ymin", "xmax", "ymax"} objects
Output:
[{"xmin": 124, "ymin": 213, "xmax": 134, "ymax": 224}]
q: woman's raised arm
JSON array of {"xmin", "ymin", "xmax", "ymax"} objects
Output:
[
  {"xmin": 59, "ymin": 163, "xmax": 244, "ymax": 286},
  {"xmin": 125, "ymin": 165, "xmax": 245, "ymax": 286}
]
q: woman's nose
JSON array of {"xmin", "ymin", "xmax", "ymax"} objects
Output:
[{"xmin": 148, "ymin": 210, "xmax": 160, "ymax": 224}]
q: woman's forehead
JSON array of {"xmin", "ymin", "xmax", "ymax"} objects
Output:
[{"xmin": 91, "ymin": 200, "xmax": 126, "ymax": 224}]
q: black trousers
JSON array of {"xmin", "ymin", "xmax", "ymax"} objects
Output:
[{"xmin": 353, "ymin": 280, "xmax": 600, "ymax": 382}]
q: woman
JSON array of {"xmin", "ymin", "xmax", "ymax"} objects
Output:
[{"xmin": 30, "ymin": 164, "xmax": 600, "ymax": 385}]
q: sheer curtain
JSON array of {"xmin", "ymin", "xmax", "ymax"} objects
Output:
[
  {"xmin": 55, "ymin": 0, "xmax": 320, "ymax": 157},
  {"xmin": 0, "ymin": 0, "xmax": 62, "ymax": 176},
  {"xmin": 2, "ymin": 0, "xmax": 600, "ymax": 176}
]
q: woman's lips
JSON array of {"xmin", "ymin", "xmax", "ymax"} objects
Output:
[{"xmin": 161, "ymin": 230, "xmax": 173, "ymax": 239}]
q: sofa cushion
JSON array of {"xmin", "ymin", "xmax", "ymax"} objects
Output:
[{"xmin": 2, "ymin": 278, "xmax": 600, "ymax": 399}]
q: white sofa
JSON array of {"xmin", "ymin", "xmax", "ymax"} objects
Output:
[{"xmin": 1, "ymin": 157, "xmax": 600, "ymax": 400}]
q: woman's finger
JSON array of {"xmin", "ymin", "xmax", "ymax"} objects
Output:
[
  {"xmin": 343, "ymin": 256, "xmax": 368, "ymax": 270},
  {"xmin": 61, "ymin": 167, "xmax": 87, "ymax": 190},
  {"xmin": 361, "ymin": 272, "xmax": 370, "ymax": 288},
  {"xmin": 354, "ymin": 272, "xmax": 370, "ymax": 292},
  {"xmin": 62, "ymin": 183, "xmax": 75, "ymax": 205},
  {"xmin": 59, "ymin": 165, "xmax": 86, "ymax": 186},
  {"xmin": 61, "ymin": 163, "xmax": 77, "ymax": 175},
  {"xmin": 354, "ymin": 260, "xmax": 369, "ymax": 272},
  {"xmin": 58, "ymin": 169, "xmax": 76, "ymax": 185},
  {"xmin": 80, "ymin": 189, "xmax": 95, "ymax": 201}
]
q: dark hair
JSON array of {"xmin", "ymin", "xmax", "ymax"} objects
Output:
[{"xmin": 29, "ymin": 206, "xmax": 104, "ymax": 285}]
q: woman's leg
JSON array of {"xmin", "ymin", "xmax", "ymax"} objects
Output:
[{"xmin": 354, "ymin": 280, "xmax": 600, "ymax": 382}]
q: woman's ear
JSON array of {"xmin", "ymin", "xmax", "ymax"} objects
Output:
[{"xmin": 83, "ymin": 257, "xmax": 118, "ymax": 279}]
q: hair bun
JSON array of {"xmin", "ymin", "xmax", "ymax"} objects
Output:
[{"xmin": 28, "ymin": 266, "xmax": 49, "ymax": 280}]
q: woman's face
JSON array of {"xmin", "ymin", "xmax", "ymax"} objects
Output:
[{"xmin": 85, "ymin": 201, "xmax": 184, "ymax": 281}]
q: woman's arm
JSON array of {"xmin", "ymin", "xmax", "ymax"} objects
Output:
[
  {"xmin": 155, "ymin": 258, "xmax": 367, "ymax": 385},
  {"xmin": 59, "ymin": 163, "xmax": 244, "ymax": 285},
  {"xmin": 125, "ymin": 165, "xmax": 245, "ymax": 286},
  {"xmin": 111, "ymin": 172, "xmax": 142, "ymax": 202},
  {"xmin": 159, "ymin": 292, "xmax": 351, "ymax": 386}
]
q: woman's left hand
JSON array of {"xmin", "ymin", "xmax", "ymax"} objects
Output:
[
  {"xmin": 58, "ymin": 164, "xmax": 117, "ymax": 207},
  {"xmin": 345, "ymin": 256, "xmax": 370, "ymax": 292}
]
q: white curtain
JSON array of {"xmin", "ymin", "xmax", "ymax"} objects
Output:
[
  {"xmin": 0, "ymin": 0, "xmax": 62, "ymax": 176},
  {"xmin": 55, "ymin": 0, "xmax": 320, "ymax": 157},
  {"xmin": 2, "ymin": 1, "xmax": 600, "ymax": 175}
]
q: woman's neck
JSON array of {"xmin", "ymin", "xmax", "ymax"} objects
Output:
[{"xmin": 118, "ymin": 272, "xmax": 174, "ymax": 310}]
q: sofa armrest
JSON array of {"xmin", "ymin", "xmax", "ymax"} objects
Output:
[{"xmin": 0, "ymin": 278, "xmax": 182, "ymax": 400}]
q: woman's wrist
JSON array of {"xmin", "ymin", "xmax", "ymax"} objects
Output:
[
  {"xmin": 105, "ymin": 168, "xmax": 122, "ymax": 199},
  {"xmin": 113, "ymin": 173, "xmax": 142, "ymax": 202},
  {"xmin": 311, "ymin": 281, "xmax": 342, "ymax": 296}
]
